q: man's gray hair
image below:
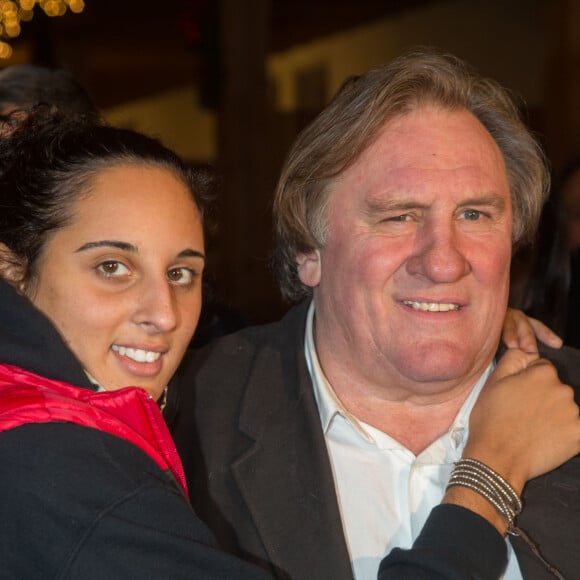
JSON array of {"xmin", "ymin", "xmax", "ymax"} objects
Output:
[{"xmin": 272, "ymin": 47, "xmax": 550, "ymax": 302}]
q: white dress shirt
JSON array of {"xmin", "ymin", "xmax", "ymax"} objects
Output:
[{"xmin": 304, "ymin": 302, "xmax": 522, "ymax": 580}]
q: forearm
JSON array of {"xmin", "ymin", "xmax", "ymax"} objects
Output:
[
  {"xmin": 377, "ymin": 504, "xmax": 507, "ymax": 580},
  {"xmin": 441, "ymin": 484, "xmax": 508, "ymax": 536}
]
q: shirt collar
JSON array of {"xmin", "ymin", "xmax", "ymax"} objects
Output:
[{"xmin": 304, "ymin": 301, "xmax": 356, "ymax": 433}]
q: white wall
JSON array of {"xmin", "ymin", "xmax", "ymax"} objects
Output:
[
  {"xmin": 268, "ymin": 0, "xmax": 545, "ymax": 111},
  {"xmin": 104, "ymin": 83, "xmax": 216, "ymax": 162}
]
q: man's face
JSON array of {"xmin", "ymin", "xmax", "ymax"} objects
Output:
[{"xmin": 298, "ymin": 105, "xmax": 513, "ymax": 399}]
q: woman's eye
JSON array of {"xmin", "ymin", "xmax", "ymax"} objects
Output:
[
  {"xmin": 167, "ymin": 267, "xmax": 195, "ymax": 285},
  {"xmin": 97, "ymin": 261, "xmax": 130, "ymax": 277}
]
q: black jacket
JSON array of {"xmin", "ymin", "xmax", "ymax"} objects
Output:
[
  {"xmin": 173, "ymin": 300, "xmax": 558, "ymax": 580},
  {"xmin": 0, "ymin": 278, "xmax": 268, "ymax": 580},
  {"xmin": 0, "ymin": 279, "xmax": 507, "ymax": 580}
]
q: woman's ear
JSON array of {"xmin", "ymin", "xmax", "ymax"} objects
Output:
[
  {"xmin": 296, "ymin": 249, "xmax": 321, "ymax": 288},
  {"xmin": 0, "ymin": 243, "xmax": 27, "ymax": 292}
]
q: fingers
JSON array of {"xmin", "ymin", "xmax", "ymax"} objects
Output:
[
  {"xmin": 491, "ymin": 347, "xmax": 538, "ymax": 380},
  {"xmin": 500, "ymin": 308, "xmax": 520, "ymax": 350},
  {"xmin": 501, "ymin": 308, "xmax": 538, "ymax": 353},
  {"xmin": 529, "ymin": 317, "xmax": 563, "ymax": 349},
  {"xmin": 501, "ymin": 309, "xmax": 563, "ymax": 353}
]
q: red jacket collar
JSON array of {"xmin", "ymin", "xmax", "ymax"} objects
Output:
[{"xmin": 0, "ymin": 363, "xmax": 188, "ymax": 496}]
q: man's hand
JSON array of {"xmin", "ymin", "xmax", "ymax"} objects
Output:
[{"xmin": 501, "ymin": 308, "xmax": 563, "ymax": 353}]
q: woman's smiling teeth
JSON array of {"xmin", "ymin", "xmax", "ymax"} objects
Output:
[
  {"xmin": 403, "ymin": 301, "xmax": 460, "ymax": 312},
  {"xmin": 111, "ymin": 344, "xmax": 162, "ymax": 363}
]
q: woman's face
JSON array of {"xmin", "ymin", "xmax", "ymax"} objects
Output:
[{"xmin": 26, "ymin": 163, "xmax": 205, "ymax": 400}]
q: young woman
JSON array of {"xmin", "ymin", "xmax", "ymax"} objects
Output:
[{"xmin": 0, "ymin": 108, "xmax": 268, "ymax": 579}]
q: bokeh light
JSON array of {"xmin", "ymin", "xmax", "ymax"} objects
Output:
[{"xmin": 0, "ymin": 0, "xmax": 85, "ymax": 57}]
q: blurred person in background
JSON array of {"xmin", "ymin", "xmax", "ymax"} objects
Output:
[{"xmin": 0, "ymin": 63, "xmax": 98, "ymax": 117}]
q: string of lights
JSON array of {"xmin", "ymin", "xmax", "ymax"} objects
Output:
[{"xmin": 0, "ymin": 0, "xmax": 85, "ymax": 58}]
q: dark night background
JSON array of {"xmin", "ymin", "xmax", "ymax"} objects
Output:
[{"xmin": 6, "ymin": 0, "xmax": 580, "ymax": 326}]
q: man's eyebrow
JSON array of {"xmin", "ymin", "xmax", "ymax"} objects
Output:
[
  {"xmin": 362, "ymin": 197, "xmax": 428, "ymax": 217},
  {"xmin": 75, "ymin": 240, "xmax": 206, "ymax": 261},
  {"xmin": 458, "ymin": 194, "xmax": 507, "ymax": 209},
  {"xmin": 363, "ymin": 193, "xmax": 507, "ymax": 216}
]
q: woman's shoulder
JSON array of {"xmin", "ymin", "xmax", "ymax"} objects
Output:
[{"xmin": 0, "ymin": 422, "xmax": 223, "ymax": 579}]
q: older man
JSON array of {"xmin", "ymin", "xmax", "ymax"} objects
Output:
[{"xmin": 174, "ymin": 49, "xmax": 580, "ymax": 579}]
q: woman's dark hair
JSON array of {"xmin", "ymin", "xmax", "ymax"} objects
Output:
[{"xmin": 0, "ymin": 106, "xmax": 211, "ymax": 284}]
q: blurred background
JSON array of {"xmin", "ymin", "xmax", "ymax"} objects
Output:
[{"xmin": 2, "ymin": 0, "xmax": 580, "ymax": 327}]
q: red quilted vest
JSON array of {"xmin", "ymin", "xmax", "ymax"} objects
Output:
[{"xmin": 0, "ymin": 363, "xmax": 188, "ymax": 497}]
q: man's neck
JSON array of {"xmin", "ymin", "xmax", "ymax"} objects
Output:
[
  {"xmin": 334, "ymin": 389, "xmax": 469, "ymax": 455},
  {"xmin": 311, "ymin": 345, "xmax": 485, "ymax": 455},
  {"xmin": 305, "ymin": 301, "xmax": 491, "ymax": 454}
]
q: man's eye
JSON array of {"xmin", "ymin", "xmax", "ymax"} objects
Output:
[
  {"xmin": 462, "ymin": 209, "xmax": 482, "ymax": 221},
  {"xmin": 167, "ymin": 267, "xmax": 194, "ymax": 285},
  {"xmin": 97, "ymin": 261, "xmax": 130, "ymax": 276},
  {"xmin": 387, "ymin": 214, "xmax": 411, "ymax": 222}
]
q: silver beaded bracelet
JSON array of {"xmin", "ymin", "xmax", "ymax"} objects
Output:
[
  {"xmin": 446, "ymin": 458, "xmax": 522, "ymax": 535},
  {"xmin": 447, "ymin": 459, "xmax": 566, "ymax": 579}
]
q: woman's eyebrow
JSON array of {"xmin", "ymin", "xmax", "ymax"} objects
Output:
[
  {"xmin": 75, "ymin": 241, "xmax": 205, "ymax": 261},
  {"xmin": 75, "ymin": 240, "xmax": 137, "ymax": 253},
  {"xmin": 178, "ymin": 249, "xmax": 206, "ymax": 260}
]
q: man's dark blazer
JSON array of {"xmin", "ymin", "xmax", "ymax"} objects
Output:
[{"xmin": 173, "ymin": 300, "xmax": 580, "ymax": 580}]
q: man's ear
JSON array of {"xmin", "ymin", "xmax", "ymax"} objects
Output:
[
  {"xmin": 0, "ymin": 243, "xmax": 27, "ymax": 292},
  {"xmin": 296, "ymin": 249, "xmax": 321, "ymax": 288}
]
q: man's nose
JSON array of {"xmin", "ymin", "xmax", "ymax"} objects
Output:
[
  {"xmin": 133, "ymin": 278, "xmax": 179, "ymax": 333},
  {"xmin": 405, "ymin": 221, "xmax": 471, "ymax": 282}
]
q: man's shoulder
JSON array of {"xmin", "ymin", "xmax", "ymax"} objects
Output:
[
  {"xmin": 187, "ymin": 300, "xmax": 309, "ymax": 370},
  {"xmin": 539, "ymin": 343, "xmax": 580, "ymax": 393},
  {"xmin": 518, "ymin": 437, "xmax": 580, "ymax": 577},
  {"xmin": 512, "ymin": 344, "xmax": 580, "ymax": 577},
  {"xmin": 175, "ymin": 301, "xmax": 312, "ymax": 423}
]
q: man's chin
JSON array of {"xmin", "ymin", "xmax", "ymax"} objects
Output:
[{"xmin": 397, "ymin": 346, "xmax": 484, "ymax": 388}]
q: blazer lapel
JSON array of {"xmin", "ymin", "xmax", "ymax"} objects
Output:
[{"xmin": 231, "ymin": 335, "xmax": 354, "ymax": 580}]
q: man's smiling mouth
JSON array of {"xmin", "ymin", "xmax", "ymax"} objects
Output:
[{"xmin": 402, "ymin": 301, "xmax": 460, "ymax": 312}]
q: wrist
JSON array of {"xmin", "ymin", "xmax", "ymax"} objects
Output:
[
  {"xmin": 442, "ymin": 485, "xmax": 508, "ymax": 536},
  {"xmin": 462, "ymin": 444, "xmax": 526, "ymax": 495},
  {"xmin": 446, "ymin": 458, "xmax": 522, "ymax": 536}
]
